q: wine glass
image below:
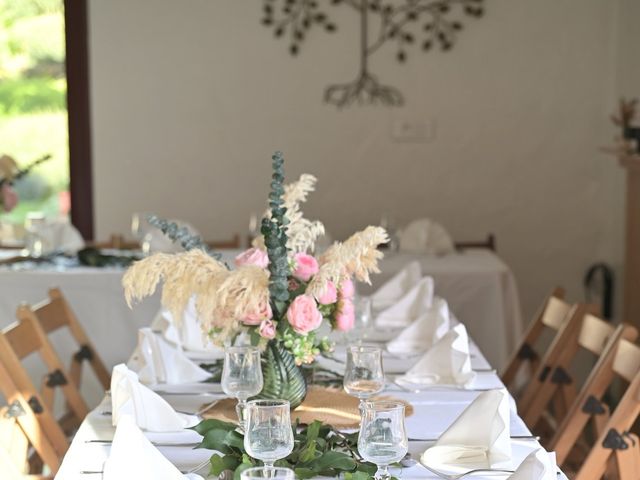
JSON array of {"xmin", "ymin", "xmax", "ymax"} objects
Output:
[
  {"xmin": 244, "ymin": 400, "xmax": 294, "ymax": 470},
  {"xmin": 343, "ymin": 345, "xmax": 385, "ymax": 410},
  {"xmin": 358, "ymin": 400, "xmax": 408, "ymax": 480},
  {"xmin": 221, "ymin": 346, "xmax": 263, "ymax": 430},
  {"xmin": 130, "ymin": 212, "xmax": 153, "ymax": 254},
  {"xmin": 241, "ymin": 466, "xmax": 295, "ymax": 480}
]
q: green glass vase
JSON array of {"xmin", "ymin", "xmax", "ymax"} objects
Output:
[{"xmin": 257, "ymin": 340, "xmax": 307, "ymax": 409}]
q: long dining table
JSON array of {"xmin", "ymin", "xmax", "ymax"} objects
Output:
[{"xmin": 55, "ymin": 326, "xmax": 567, "ymax": 479}]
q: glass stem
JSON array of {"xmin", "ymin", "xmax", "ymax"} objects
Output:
[
  {"xmin": 263, "ymin": 461, "xmax": 275, "ymax": 472},
  {"xmin": 236, "ymin": 398, "xmax": 247, "ymax": 432},
  {"xmin": 375, "ymin": 465, "xmax": 391, "ymax": 480}
]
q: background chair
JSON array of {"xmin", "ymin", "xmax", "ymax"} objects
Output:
[
  {"xmin": 23, "ymin": 288, "xmax": 110, "ymax": 393},
  {"xmin": 501, "ymin": 287, "xmax": 569, "ymax": 391}
]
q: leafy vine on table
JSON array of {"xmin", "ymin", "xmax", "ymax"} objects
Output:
[{"xmin": 192, "ymin": 418, "xmax": 379, "ymax": 480}]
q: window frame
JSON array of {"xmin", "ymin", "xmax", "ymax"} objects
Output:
[{"xmin": 64, "ymin": 0, "xmax": 94, "ymax": 240}]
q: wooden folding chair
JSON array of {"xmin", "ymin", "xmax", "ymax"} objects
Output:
[
  {"xmin": 520, "ymin": 308, "xmax": 637, "ymax": 435},
  {"xmin": 574, "ymin": 365, "xmax": 640, "ymax": 480},
  {"xmin": 550, "ymin": 338, "xmax": 640, "ymax": 468},
  {"xmin": 0, "ymin": 308, "xmax": 89, "ymax": 436},
  {"xmin": 501, "ymin": 287, "xmax": 569, "ymax": 390},
  {"xmin": 21, "ymin": 288, "xmax": 110, "ymax": 392},
  {"xmin": 0, "ymin": 351, "xmax": 67, "ymax": 477}
]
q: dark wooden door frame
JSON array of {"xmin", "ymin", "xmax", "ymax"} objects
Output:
[{"xmin": 64, "ymin": 0, "xmax": 94, "ymax": 240}]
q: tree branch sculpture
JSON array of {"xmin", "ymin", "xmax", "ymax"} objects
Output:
[{"xmin": 261, "ymin": 0, "xmax": 486, "ymax": 108}]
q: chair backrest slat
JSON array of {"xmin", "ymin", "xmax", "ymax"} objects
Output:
[
  {"xmin": 540, "ymin": 295, "xmax": 572, "ymax": 329},
  {"xmin": 577, "ymin": 314, "xmax": 615, "ymax": 355},
  {"xmin": 613, "ymin": 339, "xmax": 640, "ymax": 382}
]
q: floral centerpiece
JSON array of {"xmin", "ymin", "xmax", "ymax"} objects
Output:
[{"xmin": 123, "ymin": 151, "xmax": 388, "ymax": 408}]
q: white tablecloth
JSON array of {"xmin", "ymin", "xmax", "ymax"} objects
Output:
[
  {"xmin": 0, "ymin": 261, "xmax": 159, "ymax": 407},
  {"xmin": 55, "ymin": 333, "xmax": 565, "ymax": 479},
  {"xmin": 364, "ymin": 249, "xmax": 523, "ymax": 370},
  {"xmin": 0, "ymin": 248, "xmax": 522, "ymax": 406}
]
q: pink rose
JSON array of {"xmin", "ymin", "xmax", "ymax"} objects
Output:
[
  {"xmin": 316, "ymin": 281, "xmax": 337, "ymax": 305},
  {"xmin": 286, "ymin": 294, "xmax": 323, "ymax": 334},
  {"xmin": 243, "ymin": 301, "xmax": 272, "ymax": 326},
  {"xmin": 339, "ymin": 277, "xmax": 355, "ymax": 299},
  {"xmin": 1, "ymin": 184, "xmax": 18, "ymax": 212},
  {"xmin": 234, "ymin": 248, "xmax": 269, "ymax": 269},
  {"xmin": 335, "ymin": 299, "xmax": 355, "ymax": 332},
  {"xmin": 259, "ymin": 319, "xmax": 276, "ymax": 339},
  {"xmin": 292, "ymin": 253, "xmax": 319, "ymax": 282}
]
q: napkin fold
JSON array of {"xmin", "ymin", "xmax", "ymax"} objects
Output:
[
  {"xmin": 397, "ymin": 218, "xmax": 455, "ymax": 255},
  {"xmin": 421, "ymin": 389, "xmax": 511, "ymax": 468},
  {"xmin": 509, "ymin": 449, "xmax": 557, "ymax": 479},
  {"xmin": 370, "ymin": 261, "xmax": 422, "ymax": 311},
  {"xmin": 103, "ymin": 415, "xmax": 203, "ymax": 480},
  {"xmin": 32, "ymin": 219, "xmax": 85, "ymax": 254},
  {"xmin": 128, "ymin": 328, "xmax": 211, "ymax": 385},
  {"xmin": 396, "ymin": 324, "xmax": 475, "ymax": 386},
  {"xmin": 375, "ymin": 276, "xmax": 434, "ymax": 328},
  {"xmin": 386, "ymin": 297, "xmax": 451, "ymax": 355},
  {"xmin": 111, "ymin": 364, "xmax": 198, "ymax": 432}
]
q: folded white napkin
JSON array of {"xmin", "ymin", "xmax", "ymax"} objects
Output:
[
  {"xmin": 509, "ymin": 449, "xmax": 557, "ymax": 479},
  {"xmin": 387, "ymin": 297, "xmax": 451, "ymax": 355},
  {"xmin": 421, "ymin": 389, "xmax": 511, "ymax": 468},
  {"xmin": 371, "ymin": 261, "xmax": 422, "ymax": 311},
  {"xmin": 398, "ymin": 218, "xmax": 455, "ymax": 255},
  {"xmin": 396, "ymin": 324, "xmax": 475, "ymax": 386},
  {"xmin": 111, "ymin": 364, "xmax": 198, "ymax": 432},
  {"xmin": 153, "ymin": 297, "xmax": 225, "ymax": 358},
  {"xmin": 35, "ymin": 219, "xmax": 84, "ymax": 254},
  {"xmin": 128, "ymin": 328, "xmax": 211, "ymax": 385},
  {"xmin": 103, "ymin": 415, "xmax": 203, "ymax": 480},
  {"xmin": 375, "ymin": 276, "xmax": 434, "ymax": 328}
]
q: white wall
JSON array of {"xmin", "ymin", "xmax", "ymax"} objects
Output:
[{"xmin": 88, "ymin": 0, "xmax": 629, "ymax": 320}]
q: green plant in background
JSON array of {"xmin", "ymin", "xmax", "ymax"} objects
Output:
[
  {"xmin": 0, "ymin": 0, "xmax": 69, "ymax": 223},
  {"xmin": 193, "ymin": 418, "xmax": 377, "ymax": 480}
]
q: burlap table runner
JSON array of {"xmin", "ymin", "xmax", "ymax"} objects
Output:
[{"xmin": 202, "ymin": 387, "xmax": 413, "ymax": 429}]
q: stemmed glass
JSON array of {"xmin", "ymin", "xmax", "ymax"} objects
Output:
[
  {"xmin": 244, "ymin": 400, "xmax": 295, "ymax": 470},
  {"xmin": 241, "ymin": 467, "xmax": 294, "ymax": 480},
  {"xmin": 343, "ymin": 345, "xmax": 385, "ymax": 410},
  {"xmin": 130, "ymin": 212, "xmax": 152, "ymax": 255},
  {"xmin": 221, "ymin": 346, "xmax": 263, "ymax": 430},
  {"xmin": 358, "ymin": 401, "xmax": 408, "ymax": 480}
]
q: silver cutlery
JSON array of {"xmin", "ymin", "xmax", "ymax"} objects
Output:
[
  {"xmin": 408, "ymin": 435, "xmax": 539, "ymax": 442},
  {"xmin": 85, "ymin": 439, "xmax": 199, "ymax": 448},
  {"xmin": 419, "ymin": 462, "xmax": 515, "ymax": 480},
  {"xmin": 81, "ymin": 459, "xmax": 207, "ymax": 476}
]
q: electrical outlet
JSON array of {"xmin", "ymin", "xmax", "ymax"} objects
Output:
[{"xmin": 391, "ymin": 118, "xmax": 436, "ymax": 143}]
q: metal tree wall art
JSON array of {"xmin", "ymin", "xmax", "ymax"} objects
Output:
[{"xmin": 261, "ymin": 0, "xmax": 485, "ymax": 108}]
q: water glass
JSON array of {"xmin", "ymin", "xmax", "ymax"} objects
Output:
[
  {"xmin": 358, "ymin": 401, "xmax": 408, "ymax": 480},
  {"xmin": 240, "ymin": 466, "xmax": 295, "ymax": 480},
  {"xmin": 343, "ymin": 345, "xmax": 385, "ymax": 409},
  {"xmin": 221, "ymin": 346, "xmax": 263, "ymax": 429},
  {"xmin": 244, "ymin": 400, "xmax": 294, "ymax": 469}
]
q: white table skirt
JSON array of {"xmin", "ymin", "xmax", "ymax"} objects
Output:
[{"xmin": 55, "ymin": 336, "xmax": 566, "ymax": 480}]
